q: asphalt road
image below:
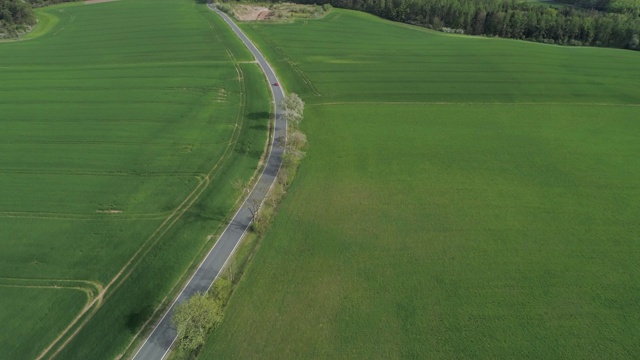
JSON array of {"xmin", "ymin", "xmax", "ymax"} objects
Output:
[{"xmin": 131, "ymin": 5, "xmax": 286, "ymax": 360}]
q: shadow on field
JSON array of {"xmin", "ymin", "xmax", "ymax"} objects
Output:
[
  {"xmin": 247, "ymin": 111, "xmax": 270, "ymax": 121},
  {"xmin": 234, "ymin": 147, "xmax": 265, "ymax": 160},
  {"xmin": 247, "ymin": 111, "xmax": 269, "ymax": 132},
  {"xmin": 125, "ymin": 305, "xmax": 154, "ymax": 333},
  {"xmin": 250, "ymin": 124, "xmax": 268, "ymax": 131},
  {"xmin": 186, "ymin": 204, "xmax": 228, "ymax": 223}
]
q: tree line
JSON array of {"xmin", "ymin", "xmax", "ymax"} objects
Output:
[
  {"xmin": 270, "ymin": 0, "xmax": 640, "ymax": 50},
  {"xmin": 558, "ymin": 0, "xmax": 640, "ymax": 15}
]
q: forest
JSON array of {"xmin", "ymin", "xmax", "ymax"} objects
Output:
[
  {"xmin": 0, "ymin": 0, "xmax": 35, "ymax": 38},
  {"xmin": 560, "ymin": 0, "xmax": 640, "ymax": 14},
  {"xmin": 287, "ymin": 0, "xmax": 640, "ymax": 50},
  {"xmin": 3, "ymin": 0, "xmax": 639, "ymax": 49},
  {"xmin": 1, "ymin": 0, "xmax": 74, "ymax": 38}
]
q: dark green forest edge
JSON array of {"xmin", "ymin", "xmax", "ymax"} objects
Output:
[
  {"xmin": 255, "ymin": 0, "xmax": 640, "ymax": 50},
  {"xmin": 0, "ymin": 0, "xmax": 75, "ymax": 39},
  {"xmin": 5, "ymin": 0, "xmax": 639, "ymax": 49}
]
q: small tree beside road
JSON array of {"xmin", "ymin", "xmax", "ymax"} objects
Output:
[
  {"xmin": 282, "ymin": 93, "xmax": 304, "ymax": 126},
  {"xmin": 171, "ymin": 292, "xmax": 223, "ymax": 352},
  {"xmin": 281, "ymin": 93, "xmax": 306, "ymax": 172}
]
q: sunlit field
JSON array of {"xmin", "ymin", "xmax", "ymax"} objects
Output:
[
  {"xmin": 201, "ymin": 9, "xmax": 640, "ymax": 359},
  {"xmin": 0, "ymin": 0, "xmax": 270, "ymax": 358}
]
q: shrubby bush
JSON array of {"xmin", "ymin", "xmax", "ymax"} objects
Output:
[
  {"xmin": 441, "ymin": 27, "xmax": 464, "ymax": 34},
  {"xmin": 251, "ymin": 93, "xmax": 306, "ymax": 236},
  {"xmin": 0, "ymin": 0, "xmax": 35, "ymax": 38},
  {"xmin": 218, "ymin": 3, "xmax": 234, "ymax": 16}
]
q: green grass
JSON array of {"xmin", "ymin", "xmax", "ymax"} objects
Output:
[
  {"xmin": 249, "ymin": 11, "xmax": 640, "ymax": 105},
  {"xmin": 21, "ymin": 6, "xmax": 62, "ymax": 40},
  {"xmin": 0, "ymin": 0, "xmax": 271, "ymax": 358},
  {"xmin": 0, "ymin": 286, "xmax": 87, "ymax": 359},
  {"xmin": 200, "ymin": 9, "xmax": 640, "ymax": 359},
  {"xmin": 54, "ymin": 52, "xmax": 272, "ymax": 360}
]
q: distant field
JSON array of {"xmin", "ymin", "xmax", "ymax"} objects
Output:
[
  {"xmin": 0, "ymin": 0, "xmax": 270, "ymax": 358},
  {"xmin": 201, "ymin": 10, "xmax": 640, "ymax": 359}
]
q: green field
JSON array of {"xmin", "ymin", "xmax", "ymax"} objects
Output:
[
  {"xmin": 201, "ymin": 10, "xmax": 640, "ymax": 359},
  {"xmin": 0, "ymin": 286, "xmax": 87, "ymax": 359},
  {"xmin": 0, "ymin": 0, "xmax": 271, "ymax": 358}
]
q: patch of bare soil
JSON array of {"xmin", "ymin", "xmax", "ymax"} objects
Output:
[
  {"xmin": 96, "ymin": 209, "xmax": 122, "ymax": 214},
  {"xmin": 256, "ymin": 10, "xmax": 270, "ymax": 20},
  {"xmin": 234, "ymin": 5, "xmax": 271, "ymax": 21}
]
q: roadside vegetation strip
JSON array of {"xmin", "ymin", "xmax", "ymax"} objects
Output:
[
  {"xmin": 126, "ymin": 62, "xmax": 272, "ymax": 360},
  {"xmin": 0, "ymin": 0, "xmax": 267, "ymax": 359},
  {"xmin": 200, "ymin": 9, "xmax": 640, "ymax": 360},
  {"xmin": 170, "ymin": 94, "xmax": 306, "ymax": 360},
  {"xmin": 130, "ymin": 5, "xmax": 285, "ymax": 359}
]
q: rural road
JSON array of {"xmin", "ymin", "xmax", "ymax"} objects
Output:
[{"xmin": 132, "ymin": 4, "xmax": 286, "ymax": 360}]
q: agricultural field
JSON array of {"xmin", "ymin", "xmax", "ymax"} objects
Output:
[
  {"xmin": 0, "ymin": 0, "xmax": 270, "ymax": 358},
  {"xmin": 201, "ymin": 9, "xmax": 640, "ymax": 359}
]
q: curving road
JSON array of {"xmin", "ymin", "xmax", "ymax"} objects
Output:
[{"xmin": 132, "ymin": 4, "xmax": 286, "ymax": 360}]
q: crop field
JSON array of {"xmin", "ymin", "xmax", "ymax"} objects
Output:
[
  {"xmin": 0, "ymin": 286, "xmax": 86, "ymax": 359},
  {"xmin": 201, "ymin": 10, "xmax": 640, "ymax": 359},
  {"xmin": 0, "ymin": 0, "xmax": 271, "ymax": 358}
]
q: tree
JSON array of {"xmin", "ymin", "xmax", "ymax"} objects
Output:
[
  {"xmin": 288, "ymin": 129, "xmax": 307, "ymax": 150},
  {"xmin": 630, "ymin": 33, "xmax": 640, "ymax": 49},
  {"xmin": 209, "ymin": 277, "xmax": 232, "ymax": 306},
  {"xmin": 232, "ymin": 178, "xmax": 250, "ymax": 200},
  {"xmin": 281, "ymin": 93, "xmax": 304, "ymax": 126},
  {"xmin": 171, "ymin": 292, "xmax": 223, "ymax": 352},
  {"xmin": 247, "ymin": 195, "xmax": 262, "ymax": 221},
  {"xmin": 247, "ymin": 187, "xmax": 270, "ymax": 234},
  {"xmin": 472, "ymin": 9, "xmax": 487, "ymax": 35}
]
